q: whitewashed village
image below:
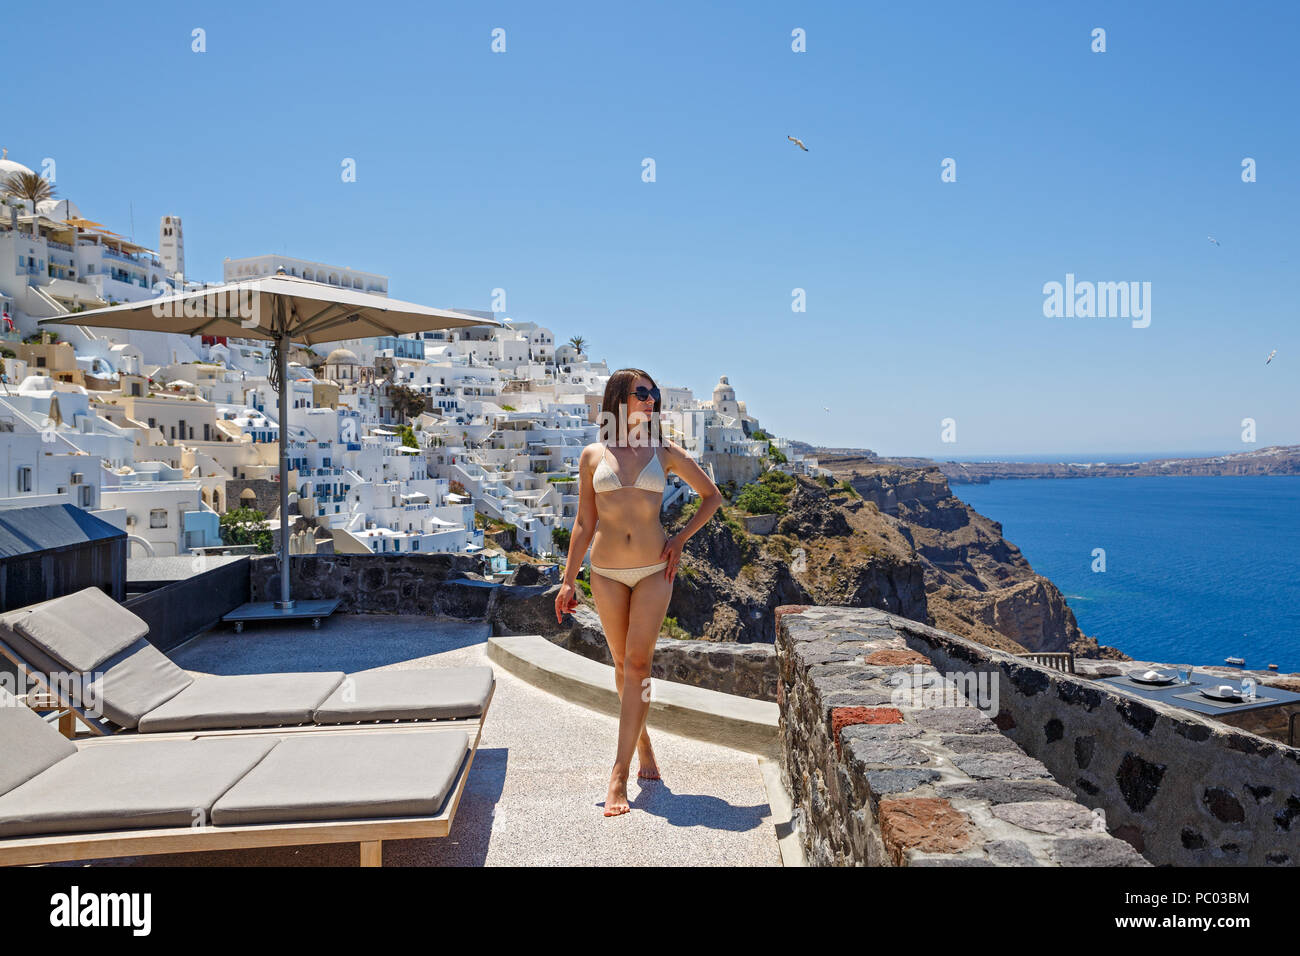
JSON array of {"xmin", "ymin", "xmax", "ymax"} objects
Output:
[{"xmin": 0, "ymin": 148, "xmax": 824, "ymax": 576}]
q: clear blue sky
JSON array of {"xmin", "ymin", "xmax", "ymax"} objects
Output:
[{"xmin": 6, "ymin": 0, "xmax": 1297, "ymax": 457}]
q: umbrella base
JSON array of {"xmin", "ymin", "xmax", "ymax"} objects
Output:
[{"xmin": 221, "ymin": 599, "xmax": 342, "ymax": 634}]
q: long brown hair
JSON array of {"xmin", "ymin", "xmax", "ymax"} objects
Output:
[{"xmin": 600, "ymin": 368, "xmax": 660, "ymax": 445}]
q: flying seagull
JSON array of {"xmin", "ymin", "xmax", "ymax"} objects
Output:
[
  {"xmin": 1208, "ymin": 236, "xmax": 1220, "ymax": 246},
  {"xmin": 1266, "ymin": 349, "xmax": 1277, "ymax": 365},
  {"xmin": 787, "ymin": 136, "xmax": 809, "ymax": 152}
]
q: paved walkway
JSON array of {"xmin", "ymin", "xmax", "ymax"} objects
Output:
[{"xmin": 64, "ymin": 616, "xmax": 782, "ymax": 867}]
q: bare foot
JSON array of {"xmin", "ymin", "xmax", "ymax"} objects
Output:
[
  {"xmin": 637, "ymin": 736, "xmax": 660, "ymax": 780},
  {"xmin": 604, "ymin": 768, "xmax": 631, "ymax": 817}
]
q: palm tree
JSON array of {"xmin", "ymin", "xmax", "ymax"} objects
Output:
[
  {"xmin": 2, "ymin": 172, "xmax": 55, "ymax": 230},
  {"xmin": 567, "ymin": 335, "xmax": 586, "ymax": 355}
]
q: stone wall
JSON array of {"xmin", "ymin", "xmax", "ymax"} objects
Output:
[
  {"xmin": 886, "ymin": 613, "xmax": 1300, "ymax": 866},
  {"xmin": 249, "ymin": 553, "xmax": 496, "ymax": 619},
  {"xmin": 777, "ymin": 604, "xmax": 1151, "ymax": 866},
  {"xmin": 706, "ymin": 451, "xmax": 764, "ymax": 488},
  {"xmin": 490, "ymin": 582, "xmax": 777, "ymax": 700},
  {"xmin": 224, "ymin": 478, "xmax": 280, "ymax": 518}
]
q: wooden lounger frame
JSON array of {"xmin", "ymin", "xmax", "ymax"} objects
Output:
[{"xmin": 0, "ymin": 699, "xmax": 488, "ymax": 868}]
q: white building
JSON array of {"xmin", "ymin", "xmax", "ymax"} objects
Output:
[
  {"xmin": 99, "ymin": 471, "xmax": 220, "ymax": 557},
  {"xmin": 0, "ymin": 409, "xmax": 103, "ymax": 512},
  {"xmin": 0, "ymin": 150, "xmax": 206, "ymax": 370},
  {"xmin": 223, "ymin": 254, "xmax": 387, "ymax": 295},
  {"xmin": 505, "ymin": 321, "xmax": 557, "ymax": 362},
  {"xmin": 159, "ymin": 215, "xmax": 184, "ymax": 280}
]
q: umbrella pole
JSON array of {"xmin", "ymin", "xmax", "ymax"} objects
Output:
[{"xmin": 275, "ymin": 328, "xmax": 294, "ymax": 610}]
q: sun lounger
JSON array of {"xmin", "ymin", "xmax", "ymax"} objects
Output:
[
  {"xmin": 0, "ymin": 587, "xmax": 493, "ymax": 738},
  {"xmin": 0, "ymin": 685, "xmax": 480, "ymax": 866}
]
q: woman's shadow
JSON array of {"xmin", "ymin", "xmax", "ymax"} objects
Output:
[{"xmin": 602, "ymin": 780, "xmax": 772, "ymax": 831}]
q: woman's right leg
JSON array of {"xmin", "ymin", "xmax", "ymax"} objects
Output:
[{"xmin": 590, "ymin": 568, "xmax": 632, "ymax": 674}]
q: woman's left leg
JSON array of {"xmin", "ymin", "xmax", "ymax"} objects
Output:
[{"xmin": 608, "ymin": 569, "xmax": 674, "ymax": 812}]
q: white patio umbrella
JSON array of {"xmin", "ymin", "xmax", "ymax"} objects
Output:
[{"xmin": 40, "ymin": 270, "xmax": 501, "ymax": 617}]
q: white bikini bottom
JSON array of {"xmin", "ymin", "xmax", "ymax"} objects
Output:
[{"xmin": 590, "ymin": 560, "xmax": 669, "ymax": 587}]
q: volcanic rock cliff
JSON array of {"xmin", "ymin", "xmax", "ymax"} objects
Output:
[
  {"xmin": 666, "ymin": 468, "xmax": 1125, "ymax": 660},
  {"xmin": 841, "ymin": 465, "xmax": 1125, "ymax": 658},
  {"xmin": 662, "ymin": 476, "xmax": 926, "ymax": 643}
]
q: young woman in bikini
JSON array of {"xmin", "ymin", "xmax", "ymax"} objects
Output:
[{"xmin": 554, "ymin": 368, "xmax": 723, "ymax": 817}]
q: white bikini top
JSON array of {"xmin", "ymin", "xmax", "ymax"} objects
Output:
[{"xmin": 592, "ymin": 443, "xmax": 666, "ymax": 494}]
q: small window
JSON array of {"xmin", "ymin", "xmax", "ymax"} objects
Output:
[
  {"xmin": 150, "ymin": 508, "xmax": 168, "ymax": 528},
  {"xmin": 16, "ymin": 467, "xmax": 32, "ymax": 493}
]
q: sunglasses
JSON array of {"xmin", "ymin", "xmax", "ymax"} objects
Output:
[{"xmin": 631, "ymin": 385, "xmax": 661, "ymax": 403}]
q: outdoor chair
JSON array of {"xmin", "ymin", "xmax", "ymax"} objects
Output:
[
  {"xmin": 0, "ymin": 685, "xmax": 479, "ymax": 866},
  {"xmin": 0, "ymin": 587, "xmax": 493, "ymax": 739}
]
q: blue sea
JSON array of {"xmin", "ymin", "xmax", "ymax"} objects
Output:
[{"xmin": 952, "ymin": 476, "xmax": 1300, "ymax": 673}]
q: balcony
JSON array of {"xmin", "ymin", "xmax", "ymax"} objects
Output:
[{"xmin": 100, "ymin": 247, "xmax": 158, "ymax": 269}]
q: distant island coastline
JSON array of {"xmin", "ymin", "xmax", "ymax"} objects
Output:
[{"xmin": 795, "ymin": 444, "xmax": 1300, "ymax": 484}]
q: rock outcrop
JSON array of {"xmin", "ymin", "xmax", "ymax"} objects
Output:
[
  {"xmin": 658, "ymin": 465, "xmax": 1123, "ymax": 658},
  {"xmin": 822, "ymin": 464, "xmax": 1125, "ymax": 659},
  {"xmin": 663, "ymin": 477, "xmax": 928, "ymax": 644}
]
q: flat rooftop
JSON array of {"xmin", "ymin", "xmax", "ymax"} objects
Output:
[{"xmin": 57, "ymin": 615, "xmax": 783, "ymax": 867}]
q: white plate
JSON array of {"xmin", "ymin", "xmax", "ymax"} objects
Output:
[
  {"xmin": 1127, "ymin": 670, "xmax": 1176, "ymax": 685},
  {"xmin": 1200, "ymin": 688, "xmax": 1243, "ymax": 702}
]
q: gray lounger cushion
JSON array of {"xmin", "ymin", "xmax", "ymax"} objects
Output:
[
  {"xmin": 88, "ymin": 639, "xmax": 195, "ymax": 730},
  {"xmin": 0, "ymin": 736, "xmax": 277, "ymax": 837},
  {"xmin": 1, "ymin": 621, "xmax": 193, "ymax": 732},
  {"xmin": 0, "ymin": 610, "xmax": 69, "ymax": 689},
  {"xmin": 211, "ymin": 730, "xmax": 469, "ymax": 826},
  {"xmin": 136, "ymin": 672, "xmax": 345, "ymax": 733},
  {"xmin": 314, "ymin": 666, "xmax": 494, "ymax": 723},
  {"xmin": 13, "ymin": 587, "xmax": 148, "ymax": 672},
  {"xmin": 0, "ymin": 686, "xmax": 77, "ymax": 797}
]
